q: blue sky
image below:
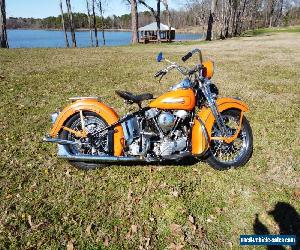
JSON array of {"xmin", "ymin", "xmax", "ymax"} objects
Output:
[{"xmin": 6, "ymin": 0, "xmax": 183, "ymax": 18}]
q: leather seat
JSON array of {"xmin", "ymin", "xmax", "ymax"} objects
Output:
[{"xmin": 115, "ymin": 90, "xmax": 153, "ymax": 104}]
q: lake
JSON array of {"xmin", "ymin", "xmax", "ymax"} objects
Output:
[{"xmin": 7, "ymin": 29, "xmax": 203, "ymax": 48}]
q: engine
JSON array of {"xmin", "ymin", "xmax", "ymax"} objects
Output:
[
  {"xmin": 122, "ymin": 109, "xmax": 190, "ymax": 159},
  {"xmin": 157, "ymin": 112, "xmax": 175, "ymax": 132}
]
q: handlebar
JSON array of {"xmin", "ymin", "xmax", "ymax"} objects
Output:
[
  {"xmin": 182, "ymin": 52, "xmax": 193, "ymax": 62},
  {"xmin": 182, "ymin": 48, "xmax": 203, "ymax": 64},
  {"xmin": 154, "ymin": 48, "xmax": 203, "ymax": 80},
  {"xmin": 154, "ymin": 69, "xmax": 167, "ymax": 78}
]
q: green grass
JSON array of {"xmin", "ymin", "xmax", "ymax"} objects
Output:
[
  {"xmin": 243, "ymin": 25, "xmax": 300, "ymax": 36},
  {"xmin": 0, "ymin": 32, "xmax": 299, "ymax": 249}
]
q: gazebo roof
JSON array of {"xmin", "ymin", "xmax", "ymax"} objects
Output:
[{"xmin": 139, "ymin": 22, "xmax": 175, "ymax": 31}]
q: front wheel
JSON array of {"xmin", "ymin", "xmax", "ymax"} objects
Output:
[{"xmin": 205, "ymin": 109, "xmax": 253, "ymax": 170}]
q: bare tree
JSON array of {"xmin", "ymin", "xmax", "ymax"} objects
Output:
[
  {"xmin": 65, "ymin": 0, "xmax": 77, "ymax": 47},
  {"xmin": 0, "ymin": 0, "xmax": 9, "ymax": 48},
  {"xmin": 130, "ymin": 0, "xmax": 139, "ymax": 44},
  {"xmin": 59, "ymin": 0, "xmax": 69, "ymax": 48},
  {"xmin": 139, "ymin": 0, "xmax": 161, "ymax": 43},
  {"xmin": 98, "ymin": 0, "xmax": 106, "ymax": 45},
  {"xmin": 206, "ymin": 0, "xmax": 218, "ymax": 40},
  {"xmin": 162, "ymin": 0, "xmax": 171, "ymax": 42},
  {"xmin": 92, "ymin": 0, "xmax": 99, "ymax": 47},
  {"xmin": 86, "ymin": 0, "xmax": 94, "ymax": 46}
]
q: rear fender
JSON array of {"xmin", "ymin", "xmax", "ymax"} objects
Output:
[
  {"xmin": 191, "ymin": 97, "xmax": 249, "ymax": 156},
  {"xmin": 49, "ymin": 99, "xmax": 124, "ymax": 156}
]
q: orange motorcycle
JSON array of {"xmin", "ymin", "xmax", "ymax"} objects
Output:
[{"xmin": 44, "ymin": 49, "xmax": 253, "ymax": 170}]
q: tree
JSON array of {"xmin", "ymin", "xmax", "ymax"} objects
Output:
[
  {"xmin": 92, "ymin": 0, "xmax": 99, "ymax": 47},
  {"xmin": 130, "ymin": 0, "xmax": 139, "ymax": 44},
  {"xmin": 206, "ymin": 0, "xmax": 218, "ymax": 40},
  {"xmin": 0, "ymin": 0, "xmax": 9, "ymax": 48},
  {"xmin": 139, "ymin": 0, "xmax": 162, "ymax": 43},
  {"xmin": 86, "ymin": 0, "xmax": 94, "ymax": 46},
  {"xmin": 98, "ymin": 0, "xmax": 106, "ymax": 45},
  {"xmin": 65, "ymin": 0, "xmax": 77, "ymax": 47},
  {"xmin": 59, "ymin": 0, "xmax": 69, "ymax": 48},
  {"xmin": 162, "ymin": 0, "xmax": 171, "ymax": 42}
]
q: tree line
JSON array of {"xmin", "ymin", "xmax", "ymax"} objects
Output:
[{"xmin": 1, "ymin": 0, "xmax": 300, "ymax": 48}]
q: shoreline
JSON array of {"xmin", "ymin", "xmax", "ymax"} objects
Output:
[{"xmin": 7, "ymin": 28, "xmax": 202, "ymax": 34}]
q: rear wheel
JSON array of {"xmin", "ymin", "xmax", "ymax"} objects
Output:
[
  {"xmin": 205, "ymin": 109, "xmax": 253, "ymax": 170},
  {"xmin": 60, "ymin": 111, "xmax": 108, "ymax": 170}
]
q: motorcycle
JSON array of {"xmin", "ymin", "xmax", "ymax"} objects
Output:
[{"xmin": 44, "ymin": 48, "xmax": 253, "ymax": 170}]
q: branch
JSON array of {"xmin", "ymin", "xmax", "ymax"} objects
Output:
[{"xmin": 138, "ymin": 0, "xmax": 157, "ymax": 16}]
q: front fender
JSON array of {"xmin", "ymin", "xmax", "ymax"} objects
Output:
[
  {"xmin": 49, "ymin": 99, "xmax": 124, "ymax": 156},
  {"xmin": 191, "ymin": 97, "xmax": 249, "ymax": 156}
]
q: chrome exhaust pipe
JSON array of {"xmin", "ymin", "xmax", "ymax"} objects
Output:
[
  {"xmin": 60, "ymin": 154, "xmax": 142, "ymax": 162},
  {"xmin": 43, "ymin": 137, "xmax": 78, "ymax": 145},
  {"xmin": 57, "ymin": 145, "xmax": 142, "ymax": 163}
]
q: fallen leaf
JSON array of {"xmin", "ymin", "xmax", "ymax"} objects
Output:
[
  {"xmin": 103, "ymin": 236, "xmax": 109, "ymax": 246},
  {"xmin": 170, "ymin": 223, "xmax": 182, "ymax": 235},
  {"xmin": 131, "ymin": 224, "xmax": 138, "ymax": 234},
  {"xmin": 67, "ymin": 241, "xmax": 74, "ymax": 250},
  {"xmin": 171, "ymin": 190, "xmax": 179, "ymax": 197},
  {"xmin": 86, "ymin": 224, "xmax": 92, "ymax": 236},
  {"xmin": 28, "ymin": 215, "xmax": 33, "ymax": 228},
  {"xmin": 294, "ymin": 188, "xmax": 300, "ymax": 198},
  {"xmin": 168, "ymin": 242, "xmax": 184, "ymax": 250},
  {"xmin": 188, "ymin": 215, "xmax": 195, "ymax": 224},
  {"xmin": 66, "ymin": 169, "xmax": 71, "ymax": 177},
  {"xmin": 29, "ymin": 182, "xmax": 37, "ymax": 192}
]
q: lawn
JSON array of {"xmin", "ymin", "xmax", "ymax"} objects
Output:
[{"xmin": 0, "ymin": 31, "xmax": 299, "ymax": 249}]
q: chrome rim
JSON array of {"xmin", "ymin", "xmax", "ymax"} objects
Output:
[
  {"xmin": 210, "ymin": 113, "xmax": 249, "ymax": 164},
  {"xmin": 67, "ymin": 115, "xmax": 107, "ymax": 155}
]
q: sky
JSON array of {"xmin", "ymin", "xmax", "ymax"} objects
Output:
[{"xmin": 6, "ymin": 0, "xmax": 184, "ymax": 19}]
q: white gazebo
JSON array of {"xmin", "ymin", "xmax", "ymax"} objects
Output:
[{"xmin": 139, "ymin": 22, "xmax": 176, "ymax": 43}]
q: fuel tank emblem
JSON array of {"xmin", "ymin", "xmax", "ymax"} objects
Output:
[{"xmin": 162, "ymin": 97, "xmax": 185, "ymax": 104}]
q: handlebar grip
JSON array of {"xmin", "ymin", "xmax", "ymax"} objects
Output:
[
  {"xmin": 154, "ymin": 70, "xmax": 165, "ymax": 78},
  {"xmin": 182, "ymin": 52, "xmax": 193, "ymax": 62}
]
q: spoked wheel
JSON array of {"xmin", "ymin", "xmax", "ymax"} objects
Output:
[
  {"xmin": 206, "ymin": 109, "xmax": 253, "ymax": 170},
  {"xmin": 60, "ymin": 111, "xmax": 108, "ymax": 170}
]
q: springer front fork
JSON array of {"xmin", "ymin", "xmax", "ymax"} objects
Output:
[
  {"xmin": 201, "ymin": 80, "xmax": 228, "ymax": 136},
  {"xmin": 201, "ymin": 79, "xmax": 244, "ymax": 144}
]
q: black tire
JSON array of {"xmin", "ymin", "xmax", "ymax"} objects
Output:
[
  {"xmin": 205, "ymin": 109, "xmax": 253, "ymax": 170},
  {"xmin": 60, "ymin": 111, "xmax": 108, "ymax": 170}
]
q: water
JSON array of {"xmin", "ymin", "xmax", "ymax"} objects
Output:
[{"xmin": 7, "ymin": 29, "xmax": 202, "ymax": 48}]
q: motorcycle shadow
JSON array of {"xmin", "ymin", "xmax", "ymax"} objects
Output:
[{"xmin": 112, "ymin": 156, "xmax": 201, "ymax": 167}]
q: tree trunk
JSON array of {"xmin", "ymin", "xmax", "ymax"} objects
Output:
[
  {"xmin": 138, "ymin": 0, "xmax": 161, "ymax": 42},
  {"xmin": 156, "ymin": 0, "xmax": 161, "ymax": 43},
  {"xmin": 0, "ymin": 0, "xmax": 9, "ymax": 48},
  {"xmin": 162, "ymin": 0, "xmax": 171, "ymax": 42},
  {"xmin": 98, "ymin": 0, "xmax": 106, "ymax": 46},
  {"xmin": 130, "ymin": 0, "xmax": 139, "ymax": 44},
  {"xmin": 86, "ymin": 0, "xmax": 94, "ymax": 47},
  {"xmin": 206, "ymin": 0, "xmax": 217, "ymax": 41},
  {"xmin": 59, "ymin": 0, "xmax": 69, "ymax": 48},
  {"xmin": 65, "ymin": 0, "xmax": 77, "ymax": 47},
  {"xmin": 92, "ymin": 0, "xmax": 99, "ymax": 47}
]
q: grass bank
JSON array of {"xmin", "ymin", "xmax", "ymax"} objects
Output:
[
  {"xmin": 243, "ymin": 25, "xmax": 300, "ymax": 36},
  {"xmin": 0, "ymin": 32, "xmax": 299, "ymax": 249}
]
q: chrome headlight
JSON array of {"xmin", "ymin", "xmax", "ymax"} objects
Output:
[{"xmin": 50, "ymin": 112, "xmax": 59, "ymax": 124}]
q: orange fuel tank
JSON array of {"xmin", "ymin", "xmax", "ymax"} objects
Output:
[{"xmin": 149, "ymin": 89, "xmax": 196, "ymax": 110}]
